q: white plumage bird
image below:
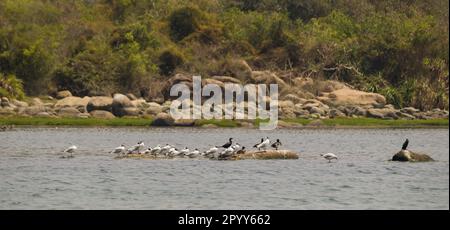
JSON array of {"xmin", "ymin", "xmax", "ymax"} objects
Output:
[
  {"xmin": 321, "ymin": 153, "xmax": 338, "ymax": 163},
  {"xmin": 111, "ymin": 145, "xmax": 125, "ymax": 155},
  {"xmin": 63, "ymin": 145, "xmax": 77, "ymax": 157},
  {"xmin": 256, "ymin": 137, "xmax": 270, "ymax": 151}
]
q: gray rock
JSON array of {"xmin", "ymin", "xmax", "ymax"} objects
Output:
[
  {"xmin": 1, "ymin": 97, "xmax": 9, "ymax": 103},
  {"xmin": 392, "ymin": 150, "xmax": 434, "ymax": 162},
  {"xmin": 400, "ymin": 107, "xmax": 420, "ymax": 114},
  {"xmin": 145, "ymin": 105, "xmax": 163, "ymax": 115},
  {"xmin": 89, "ymin": 110, "xmax": 115, "ymax": 119},
  {"xmin": 126, "ymin": 93, "xmax": 138, "ymax": 100},
  {"xmin": 54, "ymin": 96, "xmax": 90, "ymax": 109},
  {"xmin": 87, "ymin": 96, "xmax": 113, "ymax": 112},
  {"xmin": 0, "ymin": 108, "xmax": 16, "ymax": 116},
  {"xmin": 366, "ymin": 109, "xmax": 384, "ymax": 119},
  {"xmin": 309, "ymin": 106, "xmax": 326, "ymax": 116},
  {"xmin": 330, "ymin": 109, "xmax": 346, "ymax": 118},
  {"xmin": 11, "ymin": 99, "xmax": 28, "ymax": 107},
  {"xmin": 30, "ymin": 98, "xmax": 44, "ymax": 106},
  {"xmin": 56, "ymin": 90, "xmax": 72, "ymax": 99},
  {"xmin": 19, "ymin": 106, "xmax": 46, "ymax": 116},
  {"xmin": 35, "ymin": 112, "xmax": 54, "ymax": 118},
  {"xmin": 397, "ymin": 112, "xmax": 416, "ymax": 120},
  {"xmin": 384, "ymin": 104, "xmax": 396, "ymax": 110},
  {"xmin": 151, "ymin": 113, "xmax": 174, "ymax": 126},
  {"xmin": 112, "ymin": 93, "xmax": 134, "ymax": 117},
  {"xmin": 122, "ymin": 107, "xmax": 140, "ymax": 117},
  {"xmin": 1, "ymin": 97, "xmax": 10, "ymax": 107},
  {"xmin": 57, "ymin": 107, "xmax": 81, "ymax": 117},
  {"xmin": 282, "ymin": 94, "xmax": 304, "ymax": 104}
]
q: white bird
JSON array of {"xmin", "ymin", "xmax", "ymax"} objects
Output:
[
  {"xmin": 221, "ymin": 146, "xmax": 235, "ymax": 157},
  {"xmin": 143, "ymin": 147, "xmax": 153, "ymax": 154},
  {"xmin": 64, "ymin": 145, "xmax": 77, "ymax": 157},
  {"xmin": 186, "ymin": 149, "xmax": 200, "ymax": 158},
  {"xmin": 138, "ymin": 141, "xmax": 145, "ymax": 154},
  {"xmin": 179, "ymin": 147, "xmax": 190, "ymax": 156},
  {"xmin": 150, "ymin": 145, "xmax": 161, "ymax": 155},
  {"xmin": 204, "ymin": 146, "xmax": 218, "ymax": 156},
  {"xmin": 256, "ymin": 137, "xmax": 270, "ymax": 151},
  {"xmin": 167, "ymin": 148, "xmax": 178, "ymax": 157},
  {"xmin": 321, "ymin": 153, "xmax": 338, "ymax": 163},
  {"xmin": 111, "ymin": 145, "xmax": 125, "ymax": 155},
  {"xmin": 160, "ymin": 144, "xmax": 172, "ymax": 155}
]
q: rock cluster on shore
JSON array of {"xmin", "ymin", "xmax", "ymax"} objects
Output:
[{"xmin": 0, "ymin": 69, "xmax": 448, "ymax": 126}]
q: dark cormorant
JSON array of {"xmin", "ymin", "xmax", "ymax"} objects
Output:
[
  {"xmin": 402, "ymin": 138, "xmax": 409, "ymax": 150},
  {"xmin": 221, "ymin": 138, "xmax": 233, "ymax": 148}
]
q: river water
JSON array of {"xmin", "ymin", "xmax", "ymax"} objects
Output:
[{"xmin": 0, "ymin": 127, "xmax": 448, "ymax": 209}]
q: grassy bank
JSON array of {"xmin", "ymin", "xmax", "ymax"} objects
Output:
[
  {"xmin": 0, "ymin": 117, "xmax": 448, "ymax": 128},
  {"xmin": 284, "ymin": 117, "xmax": 449, "ymax": 128},
  {"xmin": 0, "ymin": 117, "xmax": 154, "ymax": 127}
]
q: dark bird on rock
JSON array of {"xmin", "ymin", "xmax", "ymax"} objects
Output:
[
  {"xmin": 271, "ymin": 139, "xmax": 282, "ymax": 150},
  {"xmin": 221, "ymin": 138, "xmax": 233, "ymax": 148},
  {"xmin": 253, "ymin": 138, "xmax": 263, "ymax": 148},
  {"xmin": 402, "ymin": 138, "xmax": 409, "ymax": 150},
  {"xmin": 236, "ymin": 146, "xmax": 246, "ymax": 155}
]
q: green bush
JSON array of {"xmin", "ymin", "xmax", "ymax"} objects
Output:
[
  {"xmin": 0, "ymin": 73, "xmax": 25, "ymax": 99},
  {"xmin": 158, "ymin": 48, "xmax": 185, "ymax": 76},
  {"xmin": 169, "ymin": 7, "xmax": 203, "ymax": 41}
]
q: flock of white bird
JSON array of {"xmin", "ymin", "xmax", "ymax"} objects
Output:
[{"xmin": 62, "ymin": 137, "xmax": 339, "ymax": 162}]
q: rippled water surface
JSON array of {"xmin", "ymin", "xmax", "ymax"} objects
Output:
[{"xmin": 0, "ymin": 127, "xmax": 448, "ymax": 209}]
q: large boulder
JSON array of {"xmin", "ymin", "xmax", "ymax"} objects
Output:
[
  {"xmin": 1, "ymin": 97, "xmax": 10, "ymax": 107},
  {"xmin": 57, "ymin": 107, "xmax": 81, "ymax": 117},
  {"xmin": 330, "ymin": 109, "xmax": 346, "ymax": 118},
  {"xmin": 162, "ymin": 73, "xmax": 193, "ymax": 100},
  {"xmin": 250, "ymin": 71, "xmax": 289, "ymax": 90},
  {"xmin": 11, "ymin": 99, "xmax": 29, "ymax": 108},
  {"xmin": 319, "ymin": 88, "xmax": 386, "ymax": 107},
  {"xmin": 400, "ymin": 107, "xmax": 420, "ymax": 115},
  {"xmin": 86, "ymin": 96, "xmax": 113, "ymax": 112},
  {"xmin": 56, "ymin": 90, "xmax": 72, "ymax": 99},
  {"xmin": 30, "ymin": 98, "xmax": 44, "ymax": 106},
  {"xmin": 367, "ymin": 108, "xmax": 399, "ymax": 119},
  {"xmin": 55, "ymin": 96, "xmax": 90, "ymax": 110},
  {"xmin": 0, "ymin": 107, "xmax": 16, "ymax": 116},
  {"xmin": 89, "ymin": 110, "xmax": 115, "ymax": 119},
  {"xmin": 112, "ymin": 93, "xmax": 135, "ymax": 117},
  {"xmin": 18, "ymin": 106, "xmax": 47, "ymax": 116},
  {"xmin": 392, "ymin": 150, "xmax": 434, "ymax": 162},
  {"xmin": 145, "ymin": 103, "xmax": 163, "ymax": 115},
  {"xmin": 151, "ymin": 112, "xmax": 174, "ymax": 126},
  {"xmin": 366, "ymin": 109, "xmax": 385, "ymax": 119}
]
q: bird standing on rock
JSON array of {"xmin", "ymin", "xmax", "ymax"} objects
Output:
[
  {"xmin": 256, "ymin": 137, "xmax": 270, "ymax": 151},
  {"xmin": 253, "ymin": 138, "xmax": 263, "ymax": 149},
  {"xmin": 221, "ymin": 138, "xmax": 233, "ymax": 148},
  {"xmin": 402, "ymin": 138, "xmax": 409, "ymax": 150},
  {"xmin": 111, "ymin": 145, "xmax": 125, "ymax": 155},
  {"xmin": 271, "ymin": 139, "xmax": 282, "ymax": 150},
  {"xmin": 321, "ymin": 153, "xmax": 338, "ymax": 163}
]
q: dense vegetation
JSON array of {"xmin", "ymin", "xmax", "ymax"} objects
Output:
[{"xmin": 0, "ymin": 0, "xmax": 448, "ymax": 110}]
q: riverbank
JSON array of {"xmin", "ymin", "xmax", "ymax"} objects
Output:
[{"xmin": 1, "ymin": 117, "xmax": 447, "ymax": 128}]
